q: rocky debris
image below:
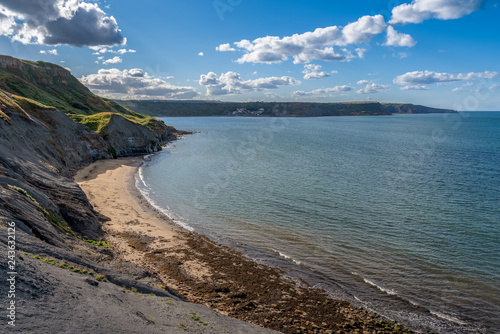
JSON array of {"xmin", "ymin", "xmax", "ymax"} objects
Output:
[
  {"xmin": 0, "ymin": 221, "xmax": 279, "ymax": 334},
  {"xmin": 140, "ymin": 233, "xmax": 415, "ymax": 334}
]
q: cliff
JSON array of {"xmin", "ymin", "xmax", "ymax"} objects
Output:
[
  {"xmin": 0, "ymin": 54, "xmax": 170, "ymax": 155},
  {"xmin": 117, "ymin": 100, "xmax": 456, "ymax": 117},
  {"xmin": 0, "ymin": 90, "xmax": 110, "ymax": 244}
]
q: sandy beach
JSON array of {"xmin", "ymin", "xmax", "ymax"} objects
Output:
[{"xmin": 75, "ymin": 157, "xmax": 411, "ymax": 334}]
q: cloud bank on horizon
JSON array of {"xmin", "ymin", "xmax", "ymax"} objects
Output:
[{"xmin": 0, "ymin": 0, "xmax": 498, "ymax": 108}]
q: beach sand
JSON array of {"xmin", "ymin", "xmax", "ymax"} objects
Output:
[{"xmin": 75, "ymin": 157, "xmax": 411, "ymax": 334}]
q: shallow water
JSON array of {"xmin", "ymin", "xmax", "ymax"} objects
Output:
[{"xmin": 136, "ymin": 113, "xmax": 500, "ymax": 333}]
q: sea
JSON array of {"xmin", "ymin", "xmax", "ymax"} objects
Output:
[{"xmin": 135, "ymin": 112, "xmax": 500, "ymax": 333}]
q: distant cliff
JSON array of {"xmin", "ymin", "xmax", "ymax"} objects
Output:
[
  {"xmin": 117, "ymin": 100, "xmax": 456, "ymax": 117},
  {"xmin": 381, "ymin": 103, "xmax": 456, "ymax": 114}
]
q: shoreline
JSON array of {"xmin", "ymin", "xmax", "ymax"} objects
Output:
[{"xmin": 75, "ymin": 157, "xmax": 412, "ymax": 334}]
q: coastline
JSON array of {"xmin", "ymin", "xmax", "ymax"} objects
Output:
[{"xmin": 75, "ymin": 157, "xmax": 412, "ymax": 334}]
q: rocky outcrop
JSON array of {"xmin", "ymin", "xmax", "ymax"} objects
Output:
[{"xmin": 102, "ymin": 114, "xmax": 163, "ymax": 157}]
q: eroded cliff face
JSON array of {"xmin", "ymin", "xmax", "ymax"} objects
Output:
[
  {"xmin": 103, "ymin": 114, "xmax": 163, "ymax": 157},
  {"xmin": 0, "ymin": 91, "xmax": 110, "ymax": 246}
]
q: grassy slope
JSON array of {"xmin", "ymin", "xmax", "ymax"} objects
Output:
[{"xmin": 0, "ymin": 56, "xmax": 166, "ymax": 135}]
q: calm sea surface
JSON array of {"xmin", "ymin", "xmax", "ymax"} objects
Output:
[{"xmin": 136, "ymin": 113, "xmax": 500, "ymax": 333}]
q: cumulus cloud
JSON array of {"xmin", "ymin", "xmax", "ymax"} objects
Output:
[
  {"xmin": 357, "ymin": 80, "xmax": 369, "ymax": 85},
  {"xmin": 390, "ymin": 0, "xmax": 485, "ymax": 25},
  {"xmin": 216, "ymin": 43, "xmax": 236, "ymax": 52},
  {"xmin": 102, "ymin": 56, "xmax": 122, "ymax": 65},
  {"xmin": 0, "ymin": 0, "xmax": 124, "ymax": 47},
  {"xmin": 230, "ymin": 15, "xmax": 386, "ymax": 64},
  {"xmin": 198, "ymin": 52, "xmax": 204, "ymax": 56},
  {"xmin": 198, "ymin": 71, "xmax": 300, "ymax": 96},
  {"xmin": 341, "ymin": 15, "xmax": 387, "ymax": 44},
  {"xmin": 292, "ymin": 85, "xmax": 355, "ymax": 97},
  {"xmin": 80, "ymin": 68, "xmax": 199, "ymax": 99},
  {"xmin": 384, "ymin": 26, "xmax": 416, "ymax": 47},
  {"xmin": 356, "ymin": 83, "xmax": 390, "ymax": 94},
  {"xmin": 302, "ymin": 64, "xmax": 332, "ymax": 80},
  {"xmin": 394, "ymin": 70, "xmax": 499, "ymax": 86}
]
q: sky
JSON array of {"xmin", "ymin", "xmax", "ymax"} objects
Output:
[{"xmin": 0, "ymin": 0, "xmax": 499, "ymax": 110}]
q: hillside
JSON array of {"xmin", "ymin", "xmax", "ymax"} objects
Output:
[
  {"xmin": 0, "ymin": 88, "xmax": 277, "ymax": 334},
  {"xmin": 0, "ymin": 55, "xmax": 168, "ymax": 137},
  {"xmin": 117, "ymin": 100, "xmax": 456, "ymax": 117}
]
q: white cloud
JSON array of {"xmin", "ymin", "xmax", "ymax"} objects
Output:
[
  {"xmin": 230, "ymin": 15, "xmax": 386, "ymax": 64},
  {"xmin": 292, "ymin": 85, "xmax": 355, "ymax": 97},
  {"xmin": 0, "ymin": 1, "xmax": 124, "ymax": 47},
  {"xmin": 400, "ymin": 84, "xmax": 430, "ymax": 90},
  {"xmin": 452, "ymin": 87, "xmax": 463, "ymax": 92},
  {"xmin": 357, "ymin": 80, "xmax": 370, "ymax": 85},
  {"xmin": 198, "ymin": 52, "xmax": 204, "ymax": 56},
  {"xmin": 341, "ymin": 15, "xmax": 387, "ymax": 44},
  {"xmin": 198, "ymin": 71, "xmax": 300, "ymax": 96},
  {"xmin": 396, "ymin": 52, "xmax": 408, "ymax": 59},
  {"xmin": 80, "ymin": 68, "xmax": 199, "ymax": 99},
  {"xmin": 117, "ymin": 48, "xmax": 135, "ymax": 55},
  {"xmin": 394, "ymin": 70, "xmax": 499, "ymax": 86},
  {"xmin": 92, "ymin": 47, "xmax": 136, "ymax": 55},
  {"xmin": 355, "ymin": 48, "xmax": 367, "ymax": 58},
  {"xmin": 356, "ymin": 83, "xmax": 390, "ymax": 94},
  {"xmin": 40, "ymin": 49, "xmax": 58, "ymax": 55},
  {"xmin": 102, "ymin": 56, "xmax": 122, "ymax": 65},
  {"xmin": 302, "ymin": 64, "xmax": 331, "ymax": 80},
  {"xmin": 384, "ymin": 26, "xmax": 416, "ymax": 47},
  {"xmin": 216, "ymin": 43, "xmax": 236, "ymax": 52},
  {"xmin": 390, "ymin": 0, "xmax": 485, "ymax": 25}
]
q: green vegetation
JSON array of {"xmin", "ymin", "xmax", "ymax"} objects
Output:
[
  {"xmin": 95, "ymin": 274, "xmax": 107, "ymax": 282},
  {"xmin": 12, "ymin": 94, "xmax": 55, "ymax": 112},
  {"xmin": 190, "ymin": 312, "xmax": 208, "ymax": 326},
  {"xmin": 118, "ymin": 99, "xmax": 455, "ymax": 117},
  {"xmin": 82, "ymin": 238, "xmax": 112, "ymax": 248},
  {"xmin": 79, "ymin": 112, "xmax": 114, "ymax": 134},
  {"xmin": 0, "ymin": 56, "xmax": 168, "ymax": 135},
  {"xmin": 26, "ymin": 253, "xmax": 96, "ymax": 278},
  {"xmin": 0, "ymin": 90, "xmax": 32, "ymax": 122},
  {"xmin": 8, "ymin": 185, "xmax": 75, "ymax": 236}
]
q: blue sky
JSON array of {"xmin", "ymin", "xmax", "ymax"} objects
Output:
[{"xmin": 0, "ymin": 0, "xmax": 499, "ymax": 110}]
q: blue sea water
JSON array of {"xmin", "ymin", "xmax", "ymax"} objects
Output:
[{"xmin": 136, "ymin": 112, "xmax": 500, "ymax": 333}]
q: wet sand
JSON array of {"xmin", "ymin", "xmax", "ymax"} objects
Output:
[{"xmin": 75, "ymin": 157, "xmax": 412, "ymax": 334}]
